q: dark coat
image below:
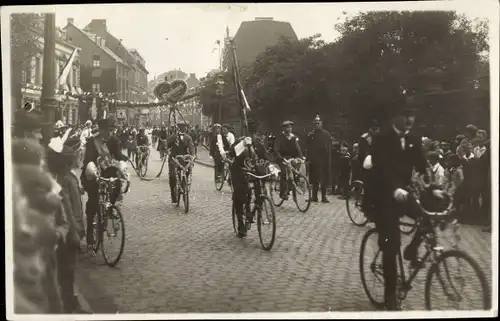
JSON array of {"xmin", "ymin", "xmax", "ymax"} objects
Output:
[
  {"xmin": 306, "ymin": 128, "xmax": 331, "ymax": 163},
  {"xmin": 371, "ymin": 128, "xmax": 427, "ymax": 202}
]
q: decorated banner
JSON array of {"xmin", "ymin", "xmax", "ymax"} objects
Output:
[{"xmin": 153, "ymin": 79, "xmax": 188, "ymax": 103}]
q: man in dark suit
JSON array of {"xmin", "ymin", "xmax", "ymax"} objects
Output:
[
  {"xmin": 359, "ymin": 120, "xmax": 380, "ymax": 216},
  {"xmin": 167, "ymin": 120, "xmax": 196, "ymax": 203},
  {"xmin": 306, "ymin": 114, "xmax": 332, "ymax": 203},
  {"xmin": 370, "ymin": 106, "xmax": 427, "ymax": 310}
]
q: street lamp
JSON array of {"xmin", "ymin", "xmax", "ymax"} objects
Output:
[{"xmin": 216, "ymin": 74, "xmax": 225, "ymax": 124}]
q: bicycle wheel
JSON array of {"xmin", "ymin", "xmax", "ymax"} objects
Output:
[
  {"xmin": 182, "ymin": 176, "xmax": 189, "ymax": 213},
  {"xmin": 359, "ymin": 228, "xmax": 386, "ymax": 310},
  {"xmin": 176, "ymin": 173, "xmax": 182, "ymax": 208},
  {"xmin": 256, "ymin": 195, "xmax": 276, "ymax": 251},
  {"xmin": 425, "ymin": 250, "xmax": 490, "ymax": 310},
  {"xmin": 215, "ymin": 166, "xmax": 225, "ymax": 191},
  {"xmin": 269, "ymin": 179, "xmax": 284, "ymax": 207},
  {"xmin": 101, "ymin": 205, "xmax": 125, "ymax": 267},
  {"xmin": 346, "ymin": 181, "xmax": 368, "ymax": 226},
  {"xmin": 139, "ymin": 152, "xmax": 149, "ymax": 177},
  {"xmin": 293, "ymin": 173, "xmax": 311, "ymax": 213},
  {"xmin": 92, "ymin": 209, "xmax": 103, "ymax": 254},
  {"xmin": 399, "ymin": 216, "xmax": 417, "ymax": 235}
]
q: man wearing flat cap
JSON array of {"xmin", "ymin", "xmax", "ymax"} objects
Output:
[
  {"xmin": 275, "ymin": 120, "xmax": 304, "ymax": 200},
  {"xmin": 306, "ymin": 114, "xmax": 332, "ymax": 203},
  {"xmin": 370, "ymin": 105, "xmax": 427, "ymax": 310}
]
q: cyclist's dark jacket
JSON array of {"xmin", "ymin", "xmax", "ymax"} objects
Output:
[
  {"xmin": 167, "ymin": 133, "xmax": 195, "ymax": 158},
  {"xmin": 136, "ymin": 134, "xmax": 149, "ymax": 146},
  {"xmin": 275, "ymin": 133, "xmax": 303, "ymax": 159}
]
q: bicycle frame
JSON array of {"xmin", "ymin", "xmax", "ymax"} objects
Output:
[
  {"xmin": 172, "ymin": 156, "xmax": 194, "ymax": 192},
  {"xmin": 372, "ymin": 217, "xmax": 460, "ymax": 301}
]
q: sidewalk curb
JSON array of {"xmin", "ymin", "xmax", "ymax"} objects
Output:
[{"xmin": 75, "ymin": 266, "xmax": 120, "ymax": 314}]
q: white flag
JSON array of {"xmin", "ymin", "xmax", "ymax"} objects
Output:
[
  {"xmin": 240, "ymin": 89, "xmax": 251, "ymax": 112},
  {"xmin": 56, "ymin": 48, "xmax": 79, "ymax": 87}
]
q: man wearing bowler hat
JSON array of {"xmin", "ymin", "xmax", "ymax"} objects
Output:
[{"xmin": 370, "ymin": 104, "xmax": 427, "ymax": 310}]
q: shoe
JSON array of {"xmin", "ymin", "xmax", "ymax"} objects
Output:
[
  {"xmin": 171, "ymin": 198, "xmax": 177, "ymax": 204},
  {"xmin": 321, "ymin": 198, "xmax": 330, "ymax": 204},
  {"xmin": 280, "ymin": 194, "xmax": 289, "ymax": 200},
  {"xmin": 238, "ymin": 224, "xmax": 247, "ymax": 237},
  {"xmin": 310, "ymin": 198, "xmax": 319, "ymax": 202}
]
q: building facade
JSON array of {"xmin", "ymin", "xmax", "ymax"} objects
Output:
[
  {"xmin": 65, "ymin": 18, "xmax": 131, "ymax": 124},
  {"xmin": 20, "ymin": 21, "xmax": 82, "ymax": 124},
  {"xmin": 83, "ymin": 19, "xmax": 150, "ymax": 126}
]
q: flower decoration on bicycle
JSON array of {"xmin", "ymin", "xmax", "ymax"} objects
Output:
[{"xmin": 228, "ymin": 136, "xmax": 279, "ymax": 250}]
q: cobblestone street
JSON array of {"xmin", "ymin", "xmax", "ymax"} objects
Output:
[{"xmin": 77, "ymin": 148, "xmax": 493, "ymax": 313}]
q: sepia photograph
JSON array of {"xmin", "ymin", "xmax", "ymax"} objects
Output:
[{"xmin": 2, "ymin": 1, "xmax": 498, "ymax": 319}]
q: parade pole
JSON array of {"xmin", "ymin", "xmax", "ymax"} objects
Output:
[
  {"xmin": 41, "ymin": 13, "xmax": 57, "ymax": 144},
  {"xmin": 229, "ymin": 39, "xmax": 248, "ymax": 137}
]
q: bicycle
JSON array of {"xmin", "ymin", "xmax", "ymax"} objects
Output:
[
  {"xmin": 215, "ymin": 156, "xmax": 233, "ymax": 192},
  {"xmin": 171, "ymin": 154, "xmax": 195, "ymax": 213},
  {"xmin": 135, "ymin": 145, "xmax": 150, "ymax": 177},
  {"xmin": 345, "ymin": 180, "xmax": 417, "ymax": 235},
  {"xmin": 92, "ymin": 171, "xmax": 130, "ymax": 267},
  {"xmin": 232, "ymin": 161, "xmax": 280, "ymax": 251},
  {"xmin": 270, "ymin": 157, "xmax": 311, "ymax": 213},
  {"xmin": 360, "ymin": 195, "xmax": 490, "ymax": 310}
]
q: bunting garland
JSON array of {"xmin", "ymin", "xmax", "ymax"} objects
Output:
[{"xmin": 20, "ymin": 82, "xmax": 200, "ymax": 117}]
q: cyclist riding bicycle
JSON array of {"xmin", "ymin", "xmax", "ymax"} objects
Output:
[
  {"xmin": 274, "ymin": 120, "xmax": 305, "ymax": 200},
  {"xmin": 81, "ymin": 117, "xmax": 128, "ymax": 249},
  {"xmin": 214, "ymin": 124, "xmax": 235, "ymax": 182},
  {"xmin": 370, "ymin": 106, "xmax": 429, "ymax": 310},
  {"xmin": 230, "ymin": 120, "xmax": 270, "ymax": 237},
  {"xmin": 135, "ymin": 128, "xmax": 150, "ymax": 168},
  {"xmin": 167, "ymin": 120, "xmax": 195, "ymax": 203}
]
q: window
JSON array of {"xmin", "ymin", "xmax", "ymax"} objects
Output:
[
  {"xmin": 92, "ymin": 55, "xmax": 100, "ymax": 68},
  {"xmin": 21, "ymin": 70, "xmax": 26, "ymax": 83},
  {"xmin": 35, "ymin": 57, "xmax": 41, "ymax": 85},
  {"xmin": 92, "ymin": 83, "xmax": 100, "ymax": 93}
]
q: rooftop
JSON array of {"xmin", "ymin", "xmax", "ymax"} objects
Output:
[{"xmin": 81, "ymin": 30, "xmax": 126, "ymax": 65}]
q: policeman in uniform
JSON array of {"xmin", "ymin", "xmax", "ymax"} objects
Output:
[
  {"xmin": 306, "ymin": 114, "xmax": 332, "ymax": 203},
  {"xmin": 275, "ymin": 120, "xmax": 304, "ymax": 200},
  {"xmin": 166, "ymin": 120, "xmax": 195, "ymax": 203}
]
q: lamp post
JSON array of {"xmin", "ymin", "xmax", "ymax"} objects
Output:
[
  {"xmin": 41, "ymin": 13, "xmax": 57, "ymax": 143},
  {"xmin": 216, "ymin": 75, "xmax": 225, "ymax": 124}
]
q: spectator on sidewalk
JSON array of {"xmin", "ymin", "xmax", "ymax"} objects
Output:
[
  {"xmin": 338, "ymin": 145, "xmax": 352, "ymax": 199},
  {"xmin": 47, "ymin": 131, "xmax": 86, "ymax": 313}
]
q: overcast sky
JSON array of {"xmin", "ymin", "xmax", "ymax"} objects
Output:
[{"xmin": 9, "ymin": 2, "xmax": 494, "ymax": 81}]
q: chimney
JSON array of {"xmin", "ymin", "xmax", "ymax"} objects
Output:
[
  {"xmin": 67, "ymin": 18, "xmax": 74, "ymax": 25},
  {"xmin": 189, "ymin": 73, "xmax": 195, "ymax": 78}
]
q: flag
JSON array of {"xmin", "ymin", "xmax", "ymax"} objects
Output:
[
  {"xmin": 56, "ymin": 48, "xmax": 79, "ymax": 87},
  {"xmin": 230, "ymin": 40, "xmax": 250, "ymax": 135}
]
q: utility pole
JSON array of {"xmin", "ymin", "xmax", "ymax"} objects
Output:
[{"xmin": 41, "ymin": 13, "xmax": 57, "ymax": 143}]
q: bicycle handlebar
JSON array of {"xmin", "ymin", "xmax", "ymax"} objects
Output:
[
  {"xmin": 98, "ymin": 176, "xmax": 131, "ymax": 194},
  {"xmin": 172, "ymin": 154, "xmax": 195, "ymax": 172},
  {"xmin": 282, "ymin": 157, "xmax": 305, "ymax": 166}
]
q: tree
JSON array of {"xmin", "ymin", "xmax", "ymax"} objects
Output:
[
  {"xmin": 242, "ymin": 11, "xmax": 489, "ymax": 141},
  {"xmin": 10, "ymin": 13, "xmax": 42, "ymax": 114}
]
